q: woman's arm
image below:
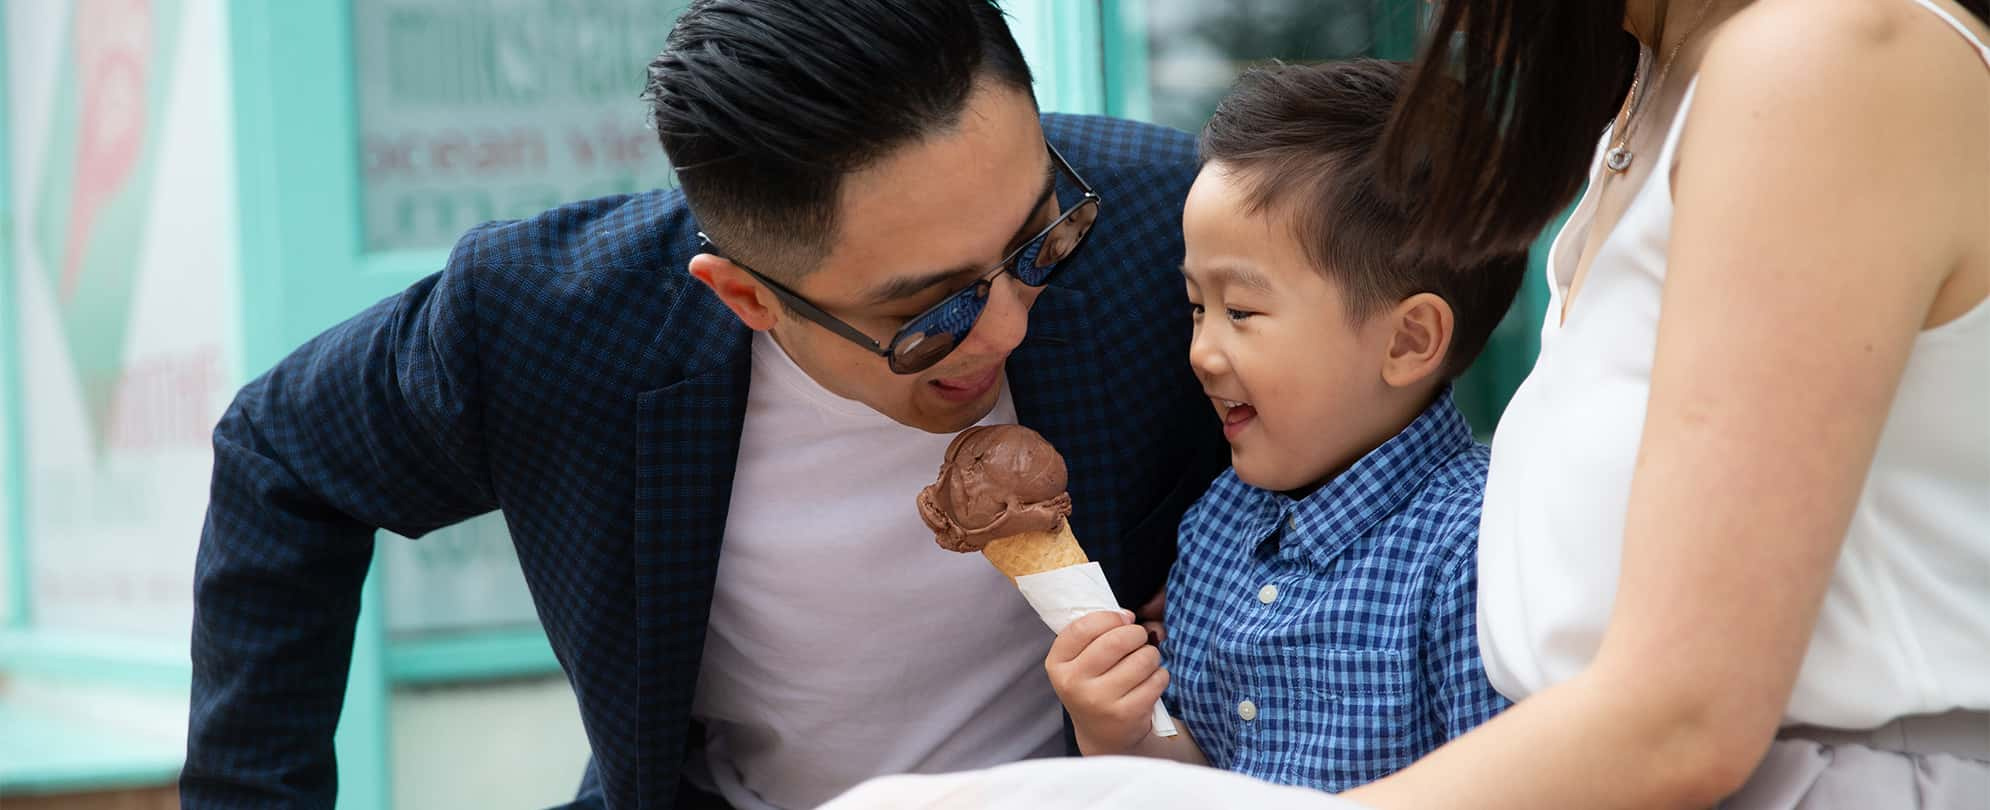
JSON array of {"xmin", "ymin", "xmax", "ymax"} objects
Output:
[{"xmin": 1344, "ymin": 3, "xmax": 1981, "ymax": 807}]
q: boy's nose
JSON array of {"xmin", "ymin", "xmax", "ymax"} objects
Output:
[{"xmin": 1188, "ymin": 327, "xmax": 1229, "ymax": 380}]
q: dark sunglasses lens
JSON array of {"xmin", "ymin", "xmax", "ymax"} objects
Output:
[
  {"xmin": 890, "ymin": 286, "xmax": 991, "ymax": 373},
  {"xmin": 890, "ymin": 331, "xmax": 958, "ymax": 375},
  {"xmin": 1016, "ymin": 198, "xmax": 1098, "ymax": 286}
]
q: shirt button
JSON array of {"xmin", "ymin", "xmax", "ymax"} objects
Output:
[
  {"xmin": 1237, "ymin": 699, "xmax": 1258, "ymax": 721},
  {"xmin": 1286, "ymin": 516, "xmax": 1298, "ymax": 532},
  {"xmin": 1257, "ymin": 584, "xmax": 1278, "ymax": 605}
]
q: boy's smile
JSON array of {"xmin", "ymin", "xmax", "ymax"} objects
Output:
[{"xmin": 1213, "ymin": 397, "xmax": 1256, "ymax": 440}]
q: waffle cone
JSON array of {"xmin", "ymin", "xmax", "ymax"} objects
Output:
[{"xmin": 979, "ymin": 522, "xmax": 1087, "ymax": 583}]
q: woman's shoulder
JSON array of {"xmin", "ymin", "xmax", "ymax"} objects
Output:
[
  {"xmin": 1682, "ymin": 0, "xmax": 1986, "ymax": 199},
  {"xmin": 1709, "ymin": 0, "xmax": 1985, "ymax": 90}
]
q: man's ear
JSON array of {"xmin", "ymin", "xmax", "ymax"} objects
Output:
[
  {"xmin": 1381, "ymin": 292, "xmax": 1454, "ymax": 389},
  {"xmin": 689, "ymin": 253, "xmax": 780, "ymax": 331}
]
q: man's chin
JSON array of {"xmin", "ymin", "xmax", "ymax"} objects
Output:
[{"xmin": 899, "ymin": 382, "xmax": 1005, "ymax": 434}]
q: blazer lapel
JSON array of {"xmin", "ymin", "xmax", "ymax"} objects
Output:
[
  {"xmin": 631, "ymin": 328, "xmax": 750, "ymax": 807},
  {"xmin": 1007, "ymin": 284, "xmax": 1130, "ymax": 582}
]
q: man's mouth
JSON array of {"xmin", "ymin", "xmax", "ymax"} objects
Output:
[{"xmin": 930, "ymin": 365, "xmax": 1002, "ymax": 403}]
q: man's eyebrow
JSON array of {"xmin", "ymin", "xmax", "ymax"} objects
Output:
[
  {"xmin": 861, "ymin": 156, "xmax": 1058, "ymax": 306},
  {"xmin": 1181, "ymin": 261, "xmax": 1275, "ymax": 295},
  {"xmin": 862, "ymin": 264, "xmax": 984, "ymax": 307}
]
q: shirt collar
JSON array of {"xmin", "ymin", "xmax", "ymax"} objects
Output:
[{"xmin": 1236, "ymin": 388, "xmax": 1475, "ymax": 567}]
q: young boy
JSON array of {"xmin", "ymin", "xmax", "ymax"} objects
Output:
[{"xmin": 1045, "ymin": 59, "xmax": 1525, "ymax": 792}]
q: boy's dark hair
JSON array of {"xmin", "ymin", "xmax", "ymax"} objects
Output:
[
  {"xmin": 1200, "ymin": 59, "xmax": 1528, "ymax": 380},
  {"xmin": 643, "ymin": 0, "xmax": 1035, "ymax": 278}
]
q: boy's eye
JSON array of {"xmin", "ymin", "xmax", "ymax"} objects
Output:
[
  {"xmin": 1189, "ymin": 303, "xmax": 1205, "ymax": 317},
  {"xmin": 1226, "ymin": 308, "xmax": 1256, "ymax": 321}
]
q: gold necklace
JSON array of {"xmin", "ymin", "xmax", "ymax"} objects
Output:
[{"xmin": 1604, "ymin": 0, "xmax": 1718, "ymax": 174}]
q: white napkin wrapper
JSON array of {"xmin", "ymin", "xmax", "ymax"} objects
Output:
[{"xmin": 1014, "ymin": 562, "xmax": 1179, "ymax": 738}]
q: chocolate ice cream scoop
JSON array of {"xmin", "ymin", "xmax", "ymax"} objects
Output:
[{"xmin": 918, "ymin": 425, "xmax": 1074, "ymax": 552}]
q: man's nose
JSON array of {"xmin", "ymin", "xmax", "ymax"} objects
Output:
[{"xmin": 956, "ymin": 273, "xmax": 1038, "ymax": 356}]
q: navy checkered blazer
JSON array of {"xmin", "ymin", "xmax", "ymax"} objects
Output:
[{"xmin": 184, "ymin": 114, "xmax": 1228, "ymax": 810}]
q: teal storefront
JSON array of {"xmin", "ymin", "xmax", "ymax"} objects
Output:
[{"xmin": 0, "ymin": 2, "xmax": 1549, "ymax": 806}]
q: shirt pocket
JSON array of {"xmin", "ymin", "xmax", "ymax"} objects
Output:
[{"xmin": 1269, "ymin": 646, "xmax": 1421, "ymax": 790}]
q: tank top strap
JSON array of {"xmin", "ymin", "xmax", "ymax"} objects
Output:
[
  {"xmin": 1653, "ymin": 77, "xmax": 1701, "ymax": 180},
  {"xmin": 1910, "ymin": 0, "xmax": 1990, "ymax": 69}
]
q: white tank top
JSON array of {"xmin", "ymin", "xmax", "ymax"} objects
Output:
[{"xmin": 1476, "ymin": 1, "xmax": 1990, "ymax": 730}]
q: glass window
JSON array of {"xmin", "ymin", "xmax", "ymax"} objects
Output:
[
  {"xmin": 352, "ymin": 0, "xmax": 689, "ymax": 252},
  {"xmin": 1104, "ymin": 0, "xmax": 1420, "ymax": 131}
]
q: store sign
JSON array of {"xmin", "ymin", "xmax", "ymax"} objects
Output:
[
  {"xmin": 9, "ymin": 0, "xmax": 240, "ymax": 634},
  {"xmin": 353, "ymin": 0, "xmax": 686, "ymax": 252}
]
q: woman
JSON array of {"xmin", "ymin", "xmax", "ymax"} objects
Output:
[{"xmin": 1342, "ymin": 0, "xmax": 1989, "ymax": 806}]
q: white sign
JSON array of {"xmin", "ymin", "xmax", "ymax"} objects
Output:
[{"xmin": 8, "ymin": 0, "xmax": 241, "ymax": 636}]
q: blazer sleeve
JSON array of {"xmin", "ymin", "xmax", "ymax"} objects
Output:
[{"xmin": 183, "ymin": 234, "xmax": 499, "ymax": 808}]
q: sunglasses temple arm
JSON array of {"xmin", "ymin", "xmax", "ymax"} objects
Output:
[{"xmin": 759, "ymin": 284, "xmax": 893, "ymax": 358}]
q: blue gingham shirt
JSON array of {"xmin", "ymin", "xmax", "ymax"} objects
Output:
[{"xmin": 1161, "ymin": 392, "xmax": 1511, "ymax": 791}]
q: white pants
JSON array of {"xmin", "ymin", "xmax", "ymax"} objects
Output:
[{"xmin": 1722, "ymin": 711, "xmax": 1990, "ymax": 809}]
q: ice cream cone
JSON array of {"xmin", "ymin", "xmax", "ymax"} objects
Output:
[
  {"xmin": 980, "ymin": 522, "xmax": 1088, "ymax": 583},
  {"xmin": 916, "ymin": 426, "xmax": 1177, "ymax": 737}
]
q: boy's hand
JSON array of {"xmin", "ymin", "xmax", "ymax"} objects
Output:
[{"xmin": 1046, "ymin": 609, "xmax": 1169, "ymax": 757}]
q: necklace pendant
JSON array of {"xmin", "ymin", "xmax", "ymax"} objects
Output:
[{"xmin": 1605, "ymin": 146, "xmax": 1634, "ymax": 173}]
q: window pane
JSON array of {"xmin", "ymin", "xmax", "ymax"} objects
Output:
[
  {"xmin": 352, "ymin": 0, "xmax": 688, "ymax": 253},
  {"xmin": 1106, "ymin": 0, "xmax": 1419, "ymax": 132}
]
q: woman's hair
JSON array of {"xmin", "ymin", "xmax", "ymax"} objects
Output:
[{"xmin": 1379, "ymin": 0, "xmax": 1990, "ymax": 265}]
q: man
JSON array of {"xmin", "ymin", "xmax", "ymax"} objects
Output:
[{"xmin": 183, "ymin": 1, "xmax": 1225, "ymax": 808}]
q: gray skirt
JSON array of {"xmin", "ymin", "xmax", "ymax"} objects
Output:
[{"xmin": 1721, "ymin": 711, "xmax": 1990, "ymax": 809}]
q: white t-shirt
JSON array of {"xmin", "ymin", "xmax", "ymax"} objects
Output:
[
  {"xmin": 686, "ymin": 332, "xmax": 1065, "ymax": 810},
  {"xmin": 1477, "ymin": 68, "xmax": 1990, "ymax": 729}
]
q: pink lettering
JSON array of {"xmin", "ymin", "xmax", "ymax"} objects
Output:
[{"xmin": 106, "ymin": 345, "xmax": 224, "ymax": 452}]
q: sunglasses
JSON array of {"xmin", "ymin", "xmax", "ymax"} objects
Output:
[{"xmin": 699, "ymin": 141, "xmax": 1101, "ymax": 374}]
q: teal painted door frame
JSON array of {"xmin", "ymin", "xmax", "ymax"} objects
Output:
[
  {"xmin": 1008, "ymin": 0, "xmax": 1107, "ymax": 114},
  {"xmin": 0, "ymin": 5, "xmax": 31, "ymax": 631},
  {"xmin": 227, "ymin": 2, "xmax": 396, "ymax": 806}
]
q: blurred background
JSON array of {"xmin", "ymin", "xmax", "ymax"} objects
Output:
[{"xmin": 0, "ymin": 1, "xmax": 1549, "ymax": 807}]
